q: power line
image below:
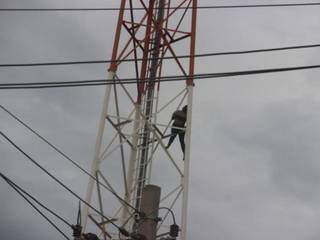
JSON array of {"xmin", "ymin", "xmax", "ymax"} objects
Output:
[
  {"xmin": 196, "ymin": 2, "xmax": 320, "ymax": 9},
  {"xmin": 158, "ymin": 207, "xmax": 176, "ymax": 224},
  {"xmin": 1, "ymin": 63, "xmax": 320, "ymax": 89},
  {"xmin": 0, "ymin": 171, "xmax": 72, "ymax": 228},
  {"xmin": 0, "ymin": 105, "xmax": 138, "ymax": 214},
  {"xmin": 0, "ymin": 172, "xmax": 71, "ymax": 240},
  {"xmin": 0, "ymin": 60, "xmax": 110, "ymax": 67},
  {"xmin": 0, "ymin": 131, "xmax": 126, "ymax": 233},
  {"xmin": 1, "ymin": 2, "xmax": 320, "ymax": 11},
  {"xmin": 1, "ymin": 171, "xmax": 72, "ymax": 228},
  {"xmin": 2, "ymin": 43, "xmax": 320, "ymax": 68}
]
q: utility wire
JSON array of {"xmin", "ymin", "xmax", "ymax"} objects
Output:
[
  {"xmin": 0, "ymin": 105, "xmax": 138, "ymax": 214},
  {"xmin": 2, "ymin": 43, "xmax": 320, "ymax": 68},
  {"xmin": 1, "ymin": 2, "xmax": 320, "ymax": 11},
  {"xmin": 0, "ymin": 131, "xmax": 125, "ymax": 232},
  {"xmin": 1, "ymin": 63, "xmax": 320, "ymax": 89},
  {"xmin": 0, "ymin": 171, "xmax": 72, "ymax": 227},
  {"xmin": 0, "ymin": 172, "xmax": 71, "ymax": 240},
  {"xmin": 159, "ymin": 207, "xmax": 176, "ymax": 224}
]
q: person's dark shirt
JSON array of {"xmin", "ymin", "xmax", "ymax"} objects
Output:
[{"xmin": 172, "ymin": 110, "xmax": 186, "ymax": 127}]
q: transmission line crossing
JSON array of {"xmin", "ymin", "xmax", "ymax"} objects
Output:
[
  {"xmin": 0, "ymin": 131, "xmax": 130, "ymax": 235},
  {"xmin": 1, "ymin": 2, "xmax": 320, "ymax": 11},
  {"xmin": 0, "ymin": 172, "xmax": 71, "ymax": 240},
  {"xmin": 1, "ymin": 43, "xmax": 320, "ymax": 67},
  {"xmin": 1, "ymin": 63, "xmax": 320, "ymax": 89},
  {"xmin": 0, "ymin": 105, "xmax": 139, "ymax": 215}
]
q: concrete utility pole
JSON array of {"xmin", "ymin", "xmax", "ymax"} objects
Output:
[{"xmin": 137, "ymin": 185, "xmax": 161, "ymax": 240}]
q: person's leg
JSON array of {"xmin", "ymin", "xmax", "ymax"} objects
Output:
[
  {"xmin": 166, "ymin": 128, "xmax": 178, "ymax": 148},
  {"xmin": 178, "ymin": 130, "xmax": 185, "ymax": 154}
]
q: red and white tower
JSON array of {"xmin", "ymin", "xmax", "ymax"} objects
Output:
[{"xmin": 82, "ymin": 1, "xmax": 197, "ymax": 239}]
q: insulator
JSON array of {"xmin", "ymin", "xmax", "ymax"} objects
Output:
[
  {"xmin": 83, "ymin": 233, "xmax": 100, "ymax": 240},
  {"xmin": 71, "ymin": 224, "xmax": 82, "ymax": 238},
  {"xmin": 169, "ymin": 224, "xmax": 179, "ymax": 238}
]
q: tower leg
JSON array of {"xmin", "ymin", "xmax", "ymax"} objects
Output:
[
  {"xmin": 181, "ymin": 85, "xmax": 194, "ymax": 240},
  {"xmin": 82, "ymin": 71, "xmax": 115, "ymax": 229},
  {"xmin": 121, "ymin": 104, "xmax": 141, "ymax": 225}
]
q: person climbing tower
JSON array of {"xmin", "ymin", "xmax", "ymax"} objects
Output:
[{"xmin": 166, "ymin": 105, "xmax": 187, "ymax": 158}]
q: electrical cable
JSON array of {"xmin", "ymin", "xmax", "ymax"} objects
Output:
[
  {"xmin": 2, "ymin": 43, "xmax": 320, "ymax": 68},
  {"xmin": 1, "ymin": 2, "xmax": 320, "ymax": 11},
  {"xmin": 0, "ymin": 131, "xmax": 126, "ymax": 232},
  {"xmin": 0, "ymin": 171, "xmax": 72, "ymax": 227},
  {"xmin": 0, "ymin": 105, "xmax": 138, "ymax": 214},
  {"xmin": 0, "ymin": 172, "xmax": 71, "ymax": 240},
  {"xmin": 158, "ymin": 207, "xmax": 176, "ymax": 225},
  {"xmin": 144, "ymin": 206, "xmax": 176, "ymax": 224},
  {"xmin": 1, "ymin": 63, "xmax": 320, "ymax": 89}
]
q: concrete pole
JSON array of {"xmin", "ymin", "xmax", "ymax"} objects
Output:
[{"xmin": 137, "ymin": 185, "xmax": 161, "ymax": 240}]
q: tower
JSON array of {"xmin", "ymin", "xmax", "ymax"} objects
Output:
[{"xmin": 82, "ymin": 1, "xmax": 197, "ymax": 239}]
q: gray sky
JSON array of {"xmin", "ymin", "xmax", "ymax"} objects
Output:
[{"xmin": 1, "ymin": 0, "xmax": 320, "ymax": 240}]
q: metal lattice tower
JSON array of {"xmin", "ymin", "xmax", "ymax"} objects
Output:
[{"xmin": 82, "ymin": 1, "xmax": 197, "ymax": 239}]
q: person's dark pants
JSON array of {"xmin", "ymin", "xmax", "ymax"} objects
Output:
[{"xmin": 167, "ymin": 126, "xmax": 185, "ymax": 154}]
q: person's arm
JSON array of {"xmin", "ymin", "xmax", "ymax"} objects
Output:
[{"xmin": 171, "ymin": 111, "xmax": 177, "ymax": 120}]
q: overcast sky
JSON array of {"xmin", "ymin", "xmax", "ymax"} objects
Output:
[{"xmin": 2, "ymin": 0, "xmax": 320, "ymax": 240}]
